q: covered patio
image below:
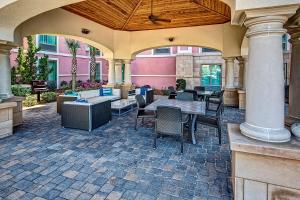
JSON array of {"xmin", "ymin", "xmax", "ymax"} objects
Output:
[
  {"xmin": 0, "ymin": 102, "xmax": 243, "ymax": 200},
  {"xmin": 1, "ymin": 0, "xmax": 300, "ymax": 200}
]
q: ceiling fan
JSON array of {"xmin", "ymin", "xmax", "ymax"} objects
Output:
[{"xmin": 148, "ymin": 0, "xmax": 171, "ymax": 24}]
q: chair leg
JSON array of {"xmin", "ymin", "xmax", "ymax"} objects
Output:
[
  {"xmin": 180, "ymin": 136, "xmax": 184, "ymax": 153},
  {"xmin": 135, "ymin": 117, "xmax": 138, "ymax": 130},
  {"xmin": 153, "ymin": 134, "xmax": 157, "ymax": 149},
  {"xmin": 217, "ymin": 125, "xmax": 222, "ymax": 145},
  {"xmin": 142, "ymin": 117, "xmax": 144, "ymax": 124}
]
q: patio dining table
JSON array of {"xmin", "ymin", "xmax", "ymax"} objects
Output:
[
  {"xmin": 197, "ymin": 90, "xmax": 214, "ymax": 99},
  {"xmin": 145, "ymin": 99, "xmax": 206, "ymax": 144}
]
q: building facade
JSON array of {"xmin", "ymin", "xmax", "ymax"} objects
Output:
[
  {"xmin": 10, "ymin": 34, "xmax": 291, "ymax": 90},
  {"xmin": 10, "ymin": 35, "xmax": 109, "ymax": 88}
]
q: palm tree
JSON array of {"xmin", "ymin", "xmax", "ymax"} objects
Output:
[
  {"xmin": 65, "ymin": 39, "xmax": 80, "ymax": 91},
  {"xmin": 89, "ymin": 46, "xmax": 97, "ymax": 83}
]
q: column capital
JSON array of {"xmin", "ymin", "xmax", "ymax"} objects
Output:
[
  {"xmin": 245, "ymin": 16, "xmax": 287, "ymax": 38},
  {"xmin": 223, "ymin": 57, "xmax": 235, "ymax": 63},
  {"xmin": 123, "ymin": 59, "xmax": 133, "ymax": 64},
  {"xmin": 0, "ymin": 40, "xmax": 17, "ymax": 55},
  {"xmin": 287, "ymin": 27, "xmax": 300, "ymax": 45}
]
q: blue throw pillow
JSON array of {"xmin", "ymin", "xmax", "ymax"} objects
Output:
[
  {"xmin": 99, "ymin": 88, "xmax": 113, "ymax": 96},
  {"xmin": 140, "ymin": 87, "xmax": 148, "ymax": 95},
  {"xmin": 75, "ymin": 98, "xmax": 88, "ymax": 103}
]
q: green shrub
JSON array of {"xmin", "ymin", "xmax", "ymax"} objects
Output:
[
  {"xmin": 41, "ymin": 92, "xmax": 57, "ymax": 103},
  {"xmin": 11, "ymin": 85, "xmax": 32, "ymax": 97},
  {"xmin": 23, "ymin": 95, "xmax": 38, "ymax": 107},
  {"xmin": 176, "ymin": 79, "xmax": 186, "ymax": 91}
]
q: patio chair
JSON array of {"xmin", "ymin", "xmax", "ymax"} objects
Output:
[
  {"xmin": 206, "ymin": 90, "xmax": 225, "ymax": 112},
  {"xmin": 135, "ymin": 94, "xmax": 155, "ymax": 130},
  {"xmin": 183, "ymin": 89, "xmax": 198, "ymax": 101},
  {"xmin": 197, "ymin": 100, "xmax": 223, "ymax": 144},
  {"xmin": 194, "ymin": 86, "xmax": 205, "ymax": 101},
  {"xmin": 168, "ymin": 86, "xmax": 176, "ymax": 99},
  {"xmin": 194, "ymin": 86, "xmax": 205, "ymax": 92},
  {"xmin": 154, "ymin": 106, "xmax": 189, "ymax": 153},
  {"xmin": 176, "ymin": 92, "xmax": 194, "ymax": 101}
]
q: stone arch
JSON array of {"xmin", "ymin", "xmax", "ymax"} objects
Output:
[
  {"xmin": 14, "ymin": 8, "xmax": 114, "ymax": 59},
  {"xmin": 131, "ymin": 45, "xmax": 222, "ymax": 59}
]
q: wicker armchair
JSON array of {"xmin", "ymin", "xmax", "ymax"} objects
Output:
[
  {"xmin": 197, "ymin": 100, "xmax": 223, "ymax": 144},
  {"xmin": 154, "ymin": 106, "xmax": 189, "ymax": 153},
  {"xmin": 135, "ymin": 94, "xmax": 155, "ymax": 130}
]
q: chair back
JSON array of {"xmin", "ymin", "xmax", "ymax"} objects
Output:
[
  {"xmin": 156, "ymin": 106, "xmax": 182, "ymax": 135},
  {"xmin": 184, "ymin": 89, "xmax": 198, "ymax": 101},
  {"xmin": 194, "ymin": 86, "xmax": 205, "ymax": 92},
  {"xmin": 146, "ymin": 89, "xmax": 154, "ymax": 104},
  {"xmin": 168, "ymin": 86, "xmax": 176, "ymax": 93},
  {"xmin": 176, "ymin": 92, "xmax": 194, "ymax": 101},
  {"xmin": 212, "ymin": 90, "xmax": 225, "ymax": 98},
  {"xmin": 215, "ymin": 101, "xmax": 224, "ymax": 118},
  {"xmin": 135, "ymin": 94, "xmax": 146, "ymax": 108}
]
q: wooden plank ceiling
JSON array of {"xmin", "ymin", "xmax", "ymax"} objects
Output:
[{"xmin": 63, "ymin": 0, "xmax": 231, "ymax": 31}]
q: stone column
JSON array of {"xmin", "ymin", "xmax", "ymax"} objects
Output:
[
  {"xmin": 286, "ymin": 28, "xmax": 300, "ymax": 126},
  {"xmin": 243, "ymin": 56, "xmax": 248, "ymax": 90},
  {"xmin": 0, "ymin": 42, "xmax": 16, "ymax": 99},
  {"xmin": 114, "ymin": 60, "xmax": 123, "ymax": 84},
  {"xmin": 107, "ymin": 59, "xmax": 115, "ymax": 85},
  {"xmin": 224, "ymin": 57, "xmax": 235, "ymax": 88},
  {"xmin": 237, "ymin": 57, "xmax": 245, "ymax": 89},
  {"xmin": 224, "ymin": 57, "xmax": 238, "ymax": 106},
  {"xmin": 124, "ymin": 59, "xmax": 132, "ymax": 85},
  {"xmin": 240, "ymin": 16, "xmax": 291, "ymax": 143},
  {"xmin": 237, "ymin": 56, "xmax": 247, "ymax": 109}
]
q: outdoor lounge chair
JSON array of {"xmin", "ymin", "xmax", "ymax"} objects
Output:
[
  {"xmin": 135, "ymin": 94, "xmax": 155, "ymax": 130},
  {"xmin": 154, "ymin": 106, "xmax": 189, "ymax": 153},
  {"xmin": 197, "ymin": 100, "xmax": 223, "ymax": 144}
]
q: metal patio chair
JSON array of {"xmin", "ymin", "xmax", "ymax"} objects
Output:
[
  {"xmin": 197, "ymin": 100, "xmax": 223, "ymax": 144},
  {"xmin": 154, "ymin": 106, "xmax": 189, "ymax": 153},
  {"xmin": 135, "ymin": 94, "xmax": 155, "ymax": 130},
  {"xmin": 176, "ymin": 92, "xmax": 194, "ymax": 101}
]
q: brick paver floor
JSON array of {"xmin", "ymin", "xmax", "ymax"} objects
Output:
[{"xmin": 0, "ymin": 102, "xmax": 244, "ymax": 200}]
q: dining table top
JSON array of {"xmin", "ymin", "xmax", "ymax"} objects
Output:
[
  {"xmin": 196, "ymin": 91, "xmax": 214, "ymax": 96},
  {"xmin": 145, "ymin": 99, "xmax": 206, "ymax": 115}
]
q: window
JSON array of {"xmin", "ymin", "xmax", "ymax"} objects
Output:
[
  {"xmin": 201, "ymin": 64, "xmax": 222, "ymax": 86},
  {"xmin": 282, "ymin": 34, "xmax": 288, "ymax": 51},
  {"xmin": 202, "ymin": 48, "xmax": 218, "ymax": 53},
  {"xmin": 89, "ymin": 48, "xmax": 102, "ymax": 57},
  {"xmin": 153, "ymin": 47, "xmax": 171, "ymax": 55},
  {"xmin": 38, "ymin": 35, "xmax": 57, "ymax": 52}
]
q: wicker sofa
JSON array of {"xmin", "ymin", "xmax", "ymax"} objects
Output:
[
  {"xmin": 57, "ymin": 89, "xmax": 121, "ymax": 114},
  {"xmin": 61, "ymin": 99, "xmax": 111, "ymax": 131}
]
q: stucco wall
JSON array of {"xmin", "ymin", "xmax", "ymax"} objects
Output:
[{"xmin": 131, "ymin": 57, "xmax": 176, "ymax": 89}]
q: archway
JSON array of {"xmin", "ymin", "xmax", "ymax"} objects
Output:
[{"xmin": 130, "ymin": 45, "xmax": 229, "ymax": 90}]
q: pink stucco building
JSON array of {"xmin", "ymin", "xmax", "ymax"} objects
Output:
[{"xmin": 9, "ymin": 35, "xmax": 291, "ymax": 90}]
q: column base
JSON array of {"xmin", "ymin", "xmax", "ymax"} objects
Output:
[
  {"xmin": 285, "ymin": 115, "xmax": 300, "ymax": 127},
  {"xmin": 240, "ymin": 122, "xmax": 291, "ymax": 143},
  {"xmin": 0, "ymin": 93, "xmax": 14, "ymax": 100},
  {"xmin": 224, "ymin": 88, "xmax": 238, "ymax": 107}
]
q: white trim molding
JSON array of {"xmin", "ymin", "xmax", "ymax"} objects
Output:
[{"xmin": 131, "ymin": 74, "xmax": 176, "ymax": 77}]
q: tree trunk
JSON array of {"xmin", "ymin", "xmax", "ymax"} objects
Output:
[
  {"xmin": 90, "ymin": 57, "xmax": 96, "ymax": 83},
  {"xmin": 71, "ymin": 57, "xmax": 77, "ymax": 91}
]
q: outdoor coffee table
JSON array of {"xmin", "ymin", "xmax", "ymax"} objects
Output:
[
  {"xmin": 111, "ymin": 99, "xmax": 137, "ymax": 116},
  {"xmin": 145, "ymin": 99, "xmax": 206, "ymax": 144}
]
